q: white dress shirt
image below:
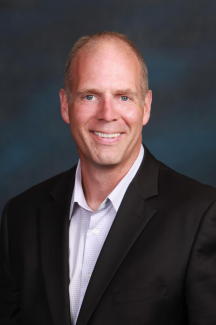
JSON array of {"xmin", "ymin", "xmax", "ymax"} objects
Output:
[{"xmin": 69, "ymin": 146, "xmax": 144, "ymax": 323}]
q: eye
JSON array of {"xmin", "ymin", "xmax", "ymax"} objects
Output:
[
  {"xmin": 85, "ymin": 94, "xmax": 95, "ymax": 101},
  {"xmin": 120, "ymin": 95, "xmax": 129, "ymax": 101}
]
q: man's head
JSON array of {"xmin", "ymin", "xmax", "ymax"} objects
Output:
[{"xmin": 60, "ymin": 32, "xmax": 152, "ymax": 171}]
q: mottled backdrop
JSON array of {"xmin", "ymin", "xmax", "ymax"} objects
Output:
[{"xmin": 1, "ymin": 0, "xmax": 216, "ymax": 213}]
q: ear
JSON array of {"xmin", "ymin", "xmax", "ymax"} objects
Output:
[
  {"xmin": 59, "ymin": 88, "xmax": 70, "ymax": 124},
  {"xmin": 142, "ymin": 90, "xmax": 152, "ymax": 126}
]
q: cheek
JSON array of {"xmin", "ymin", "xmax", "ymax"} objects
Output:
[
  {"xmin": 123, "ymin": 107, "xmax": 144, "ymax": 126},
  {"xmin": 69, "ymin": 107, "xmax": 92, "ymax": 126}
]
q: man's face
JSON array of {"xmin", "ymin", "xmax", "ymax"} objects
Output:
[{"xmin": 60, "ymin": 39, "xmax": 152, "ymax": 170}]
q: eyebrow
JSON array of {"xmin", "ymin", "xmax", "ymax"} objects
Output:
[
  {"xmin": 114, "ymin": 89, "xmax": 138, "ymax": 97},
  {"xmin": 77, "ymin": 88, "xmax": 138, "ymax": 97},
  {"xmin": 77, "ymin": 88, "xmax": 102, "ymax": 96}
]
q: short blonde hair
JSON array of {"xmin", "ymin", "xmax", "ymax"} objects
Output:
[{"xmin": 64, "ymin": 31, "xmax": 149, "ymax": 97}]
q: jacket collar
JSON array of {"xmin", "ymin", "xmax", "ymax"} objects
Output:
[
  {"xmin": 39, "ymin": 168, "xmax": 75, "ymax": 325},
  {"xmin": 77, "ymin": 147, "xmax": 160, "ymax": 325}
]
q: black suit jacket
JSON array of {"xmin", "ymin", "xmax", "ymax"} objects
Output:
[{"xmin": 1, "ymin": 149, "xmax": 216, "ymax": 325}]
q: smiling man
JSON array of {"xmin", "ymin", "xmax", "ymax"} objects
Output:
[
  {"xmin": 59, "ymin": 34, "xmax": 152, "ymax": 210},
  {"xmin": 1, "ymin": 32, "xmax": 216, "ymax": 325}
]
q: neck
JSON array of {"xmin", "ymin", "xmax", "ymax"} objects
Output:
[{"xmin": 80, "ymin": 149, "xmax": 141, "ymax": 210}]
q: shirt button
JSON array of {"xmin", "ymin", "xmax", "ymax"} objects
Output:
[{"xmin": 92, "ymin": 229, "xmax": 100, "ymax": 235}]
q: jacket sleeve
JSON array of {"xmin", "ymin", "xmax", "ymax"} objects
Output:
[
  {"xmin": 0, "ymin": 202, "xmax": 20, "ymax": 325},
  {"xmin": 186, "ymin": 200, "xmax": 216, "ymax": 325}
]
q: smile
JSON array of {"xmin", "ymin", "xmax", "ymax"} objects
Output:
[{"xmin": 94, "ymin": 131, "xmax": 121, "ymax": 138}]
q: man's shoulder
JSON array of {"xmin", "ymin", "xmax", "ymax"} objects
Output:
[
  {"xmin": 143, "ymin": 148, "xmax": 216, "ymax": 198},
  {"xmin": 5, "ymin": 167, "xmax": 76, "ymax": 212},
  {"xmin": 158, "ymin": 159, "xmax": 216, "ymax": 202}
]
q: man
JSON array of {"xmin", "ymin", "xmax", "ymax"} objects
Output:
[{"xmin": 0, "ymin": 32, "xmax": 216, "ymax": 325}]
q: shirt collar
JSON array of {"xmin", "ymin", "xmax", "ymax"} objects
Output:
[
  {"xmin": 71, "ymin": 160, "xmax": 91, "ymax": 214},
  {"xmin": 70, "ymin": 145, "xmax": 144, "ymax": 218},
  {"xmin": 108, "ymin": 145, "xmax": 144, "ymax": 211}
]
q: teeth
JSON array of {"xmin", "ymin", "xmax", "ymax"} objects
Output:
[{"xmin": 94, "ymin": 131, "xmax": 120, "ymax": 138}]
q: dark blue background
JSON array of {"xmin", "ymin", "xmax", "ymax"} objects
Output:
[{"xmin": 1, "ymin": 0, "xmax": 216, "ymax": 212}]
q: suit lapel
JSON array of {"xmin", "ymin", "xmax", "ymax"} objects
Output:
[
  {"xmin": 39, "ymin": 169, "xmax": 75, "ymax": 325},
  {"xmin": 77, "ymin": 149, "xmax": 160, "ymax": 325}
]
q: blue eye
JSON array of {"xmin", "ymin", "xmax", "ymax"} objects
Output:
[
  {"xmin": 121, "ymin": 95, "xmax": 129, "ymax": 101},
  {"xmin": 85, "ymin": 95, "xmax": 94, "ymax": 100}
]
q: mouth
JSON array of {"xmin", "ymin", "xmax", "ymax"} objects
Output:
[
  {"xmin": 93, "ymin": 131, "xmax": 121, "ymax": 139},
  {"xmin": 90, "ymin": 130, "xmax": 123, "ymax": 144}
]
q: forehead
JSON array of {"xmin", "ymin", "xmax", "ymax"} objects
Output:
[
  {"xmin": 70, "ymin": 39, "xmax": 141, "ymax": 89},
  {"xmin": 78, "ymin": 38, "xmax": 137, "ymax": 58}
]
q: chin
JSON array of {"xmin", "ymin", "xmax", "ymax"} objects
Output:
[{"xmin": 93, "ymin": 156, "xmax": 122, "ymax": 168}]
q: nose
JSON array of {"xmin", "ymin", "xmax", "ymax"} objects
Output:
[{"xmin": 97, "ymin": 97, "xmax": 118, "ymax": 122}]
